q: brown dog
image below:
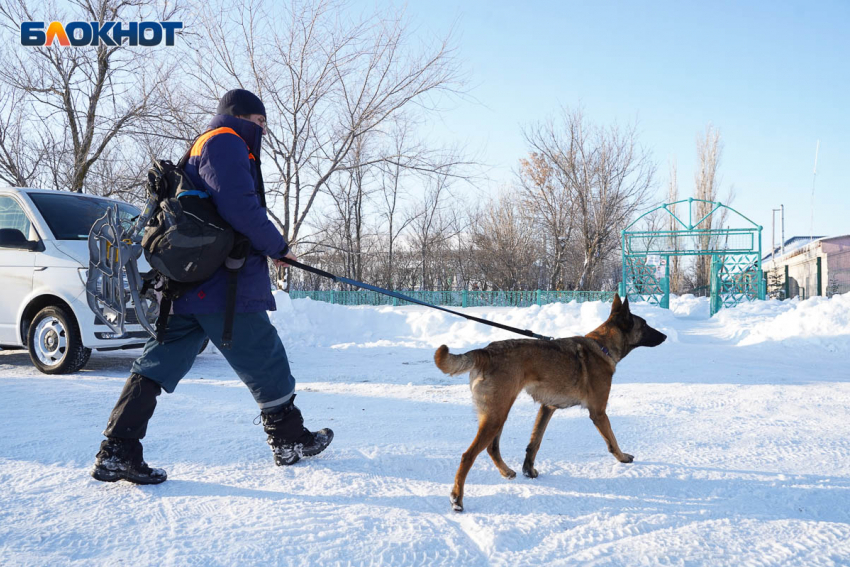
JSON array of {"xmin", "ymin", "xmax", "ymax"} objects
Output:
[{"xmin": 434, "ymin": 294, "xmax": 666, "ymax": 511}]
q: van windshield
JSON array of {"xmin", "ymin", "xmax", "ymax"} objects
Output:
[{"xmin": 28, "ymin": 192, "xmax": 140, "ymax": 241}]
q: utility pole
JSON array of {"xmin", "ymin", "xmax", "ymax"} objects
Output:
[
  {"xmin": 771, "ymin": 208, "xmax": 782, "ymax": 264},
  {"xmin": 811, "ymin": 140, "xmax": 819, "ymax": 243},
  {"xmin": 781, "ymin": 204, "xmax": 785, "ymax": 256}
]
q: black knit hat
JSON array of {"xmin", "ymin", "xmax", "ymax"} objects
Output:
[{"xmin": 216, "ymin": 89, "xmax": 266, "ymax": 118}]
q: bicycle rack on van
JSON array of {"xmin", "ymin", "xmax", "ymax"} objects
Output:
[{"xmin": 85, "ymin": 197, "xmax": 159, "ymax": 339}]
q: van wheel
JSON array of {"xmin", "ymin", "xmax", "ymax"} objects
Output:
[{"xmin": 27, "ymin": 306, "xmax": 91, "ymax": 374}]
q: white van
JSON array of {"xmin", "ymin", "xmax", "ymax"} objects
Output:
[{"xmin": 0, "ymin": 187, "xmax": 150, "ymax": 373}]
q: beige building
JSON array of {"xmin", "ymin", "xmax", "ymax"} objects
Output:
[{"xmin": 763, "ymin": 235, "xmax": 850, "ymax": 299}]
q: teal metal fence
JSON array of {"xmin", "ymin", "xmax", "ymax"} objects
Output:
[{"xmin": 288, "ymin": 289, "xmax": 616, "ymax": 307}]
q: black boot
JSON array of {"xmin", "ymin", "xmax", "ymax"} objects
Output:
[
  {"xmin": 261, "ymin": 395, "xmax": 333, "ymax": 466},
  {"xmin": 92, "ymin": 373, "xmax": 166, "ymax": 484},
  {"xmin": 91, "ymin": 438, "xmax": 167, "ymax": 484}
]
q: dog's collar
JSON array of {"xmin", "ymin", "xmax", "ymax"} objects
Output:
[{"xmin": 593, "ymin": 339, "xmax": 613, "ymax": 359}]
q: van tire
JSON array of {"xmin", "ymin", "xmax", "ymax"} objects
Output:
[{"xmin": 27, "ymin": 306, "xmax": 91, "ymax": 374}]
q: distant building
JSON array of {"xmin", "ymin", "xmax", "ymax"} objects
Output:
[{"xmin": 762, "ymin": 235, "xmax": 850, "ymax": 298}]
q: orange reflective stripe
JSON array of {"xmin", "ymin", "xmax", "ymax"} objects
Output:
[{"xmin": 189, "ymin": 127, "xmax": 254, "ymax": 159}]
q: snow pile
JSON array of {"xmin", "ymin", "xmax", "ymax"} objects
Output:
[
  {"xmin": 271, "ymin": 291, "xmax": 614, "ymax": 348},
  {"xmin": 272, "ymin": 291, "xmax": 850, "ymax": 351},
  {"xmin": 270, "ymin": 292, "xmax": 696, "ymax": 349},
  {"xmin": 669, "ymin": 294, "xmax": 711, "ymax": 319},
  {"xmin": 715, "ymin": 293, "xmax": 850, "ymax": 349}
]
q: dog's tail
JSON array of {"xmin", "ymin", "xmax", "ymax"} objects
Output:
[{"xmin": 434, "ymin": 345, "xmax": 489, "ymax": 376}]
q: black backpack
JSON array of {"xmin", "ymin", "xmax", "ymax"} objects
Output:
[
  {"xmin": 141, "ymin": 155, "xmax": 236, "ymax": 284},
  {"xmin": 140, "ymin": 143, "xmax": 249, "ymax": 348}
]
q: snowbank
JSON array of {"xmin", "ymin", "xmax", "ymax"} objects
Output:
[
  {"xmin": 272, "ymin": 291, "xmax": 850, "ymax": 352},
  {"xmin": 669, "ymin": 294, "xmax": 712, "ymax": 319},
  {"xmin": 270, "ymin": 291, "xmax": 613, "ymax": 348},
  {"xmin": 715, "ymin": 293, "xmax": 850, "ymax": 350}
]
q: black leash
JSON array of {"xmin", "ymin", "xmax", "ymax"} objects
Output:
[{"xmin": 282, "ymin": 259, "xmax": 554, "ymax": 341}]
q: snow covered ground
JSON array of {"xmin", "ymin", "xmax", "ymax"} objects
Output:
[{"xmin": 2, "ymin": 293, "xmax": 850, "ymax": 566}]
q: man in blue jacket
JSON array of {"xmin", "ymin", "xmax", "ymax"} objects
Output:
[{"xmin": 92, "ymin": 89, "xmax": 333, "ymax": 485}]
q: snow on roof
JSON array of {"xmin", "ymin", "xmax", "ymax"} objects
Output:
[{"xmin": 762, "ymin": 235, "xmax": 825, "ymax": 262}]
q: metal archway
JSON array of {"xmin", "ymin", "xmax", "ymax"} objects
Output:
[{"xmin": 620, "ymin": 198, "xmax": 765, "ymax": 316}]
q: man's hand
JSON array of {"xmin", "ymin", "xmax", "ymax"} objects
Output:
[{"xmin": 273, "ymin": 250, "xmax": 297, "ymax": 267}]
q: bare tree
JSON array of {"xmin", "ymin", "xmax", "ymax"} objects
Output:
[
  {"xmin": 449, "ymin": 226, "xmax": 478, "ymax": 291},
  {"xmin": 323, "ymin": 135, "xmax": 375, "ymax": 283},
  {"xmin": 0, "ymin": 0, "xmax": 182, "ymax": 194},
  {"xmin": 691, "ymin": 124, "xmax": 732, "ymax": 288},
  {"xmin": 190, "ymin": 0, "xmax": 464, "ymax": 249},
  {"xmin": 471, "ymin": 192, "xmax": 539, "ymax": 291},
  {"xmin": 667, "ymin": 158, "xmax": 683, "ymax": 293},
  {"xmin": 290, "ymin": 117, "xmax": 475, "ymax": 291},
  {"xmin": 524, "ymin": 108, "xmax": 655, "ymax": 290},
  {"xmin": 376, "ymin": 120, "xmax": 422, "ymax": 289},
  {"xmin": 408, "ymin": 170, "xmax": 461, "ymax": 290},
  {"xmin": 517, "ymin": 152, "xmax": 574, "ymax": 289},
  {"xmin": 0, "ymin": 85, "xmax": 46, "ymax": 186}
]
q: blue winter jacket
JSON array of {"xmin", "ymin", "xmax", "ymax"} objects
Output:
[{"xmin": 173, "ymin": 114, "xmax": 289, "ymax": 315}]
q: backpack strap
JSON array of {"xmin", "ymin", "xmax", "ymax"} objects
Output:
[
  {"xmin": 155, "ymin": 296, "xmax": 172, "ymax": 343},
  {"xmin": 220, "ymin": 236, "xmax": 251, "ymax": 350},
  {"xmin": 176, "ymin": 138, "xmax": 196, "ymax": 169},
  {"xmin": 220, "ymin": 271, "xmax": 238, "ymax": 350}
]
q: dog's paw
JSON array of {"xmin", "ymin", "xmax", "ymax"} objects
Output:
[
  {"xmin": 501, "ymin": 468, "xmax": 517, "ymax": 479},
  {"xmin": 618, "ymin": 453, "xmax": 634, "ymax": 463},
  {"xmin": 522, "ymin": 466, "xmax": 538, "ymax": 479},
  {"xmin": 450, "ymin": 495, "xmax": 463, "ymax": 512}
]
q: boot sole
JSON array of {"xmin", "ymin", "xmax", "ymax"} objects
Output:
[
  {"xmin": 91, "ymin": 467, "xmax": 121, "ymax": 482},
  {"xmin": 91, "ymin": 466, "xmax": 167, "ymax": 485},
  {"xmin": 274, "ymin": 431, "xmax": 334, "ymax": 466},
  {"xmin": 274, "ymin": 454, "xmax": 301, "ymax": 466}
]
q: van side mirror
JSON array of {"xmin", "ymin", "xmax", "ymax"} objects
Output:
[{"xmin": 0, "ymin": 228, "xmax": 40, "ymax": 251}]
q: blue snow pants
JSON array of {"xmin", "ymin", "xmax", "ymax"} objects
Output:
[{"xmin": 130, "ymin": 312, "xmax": 296, "ymax": 412}]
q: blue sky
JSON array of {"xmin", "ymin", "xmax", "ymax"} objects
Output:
[{"xmin": 387, "ymin": 0, "xmax": 849, "ymax": 245}]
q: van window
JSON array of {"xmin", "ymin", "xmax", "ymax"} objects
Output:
[
  {"xmin": 0, "ymin": 196, "xmax": 33, "ymax": 238},
  {"xmin": 28, "ymin": 192, "xmax": 139, "ymax": 241}
]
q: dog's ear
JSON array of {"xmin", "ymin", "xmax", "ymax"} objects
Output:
[
  {"xmin": 611, "ymin": 294, "xmax": 634, "ymax": 330},
  {"xmin": 611, "ymin": 293, "xmax": 622, "ymax": 314},
  {"xmin": 621, "ymin": 306, "xmax": 634, "ymax": 331}
]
